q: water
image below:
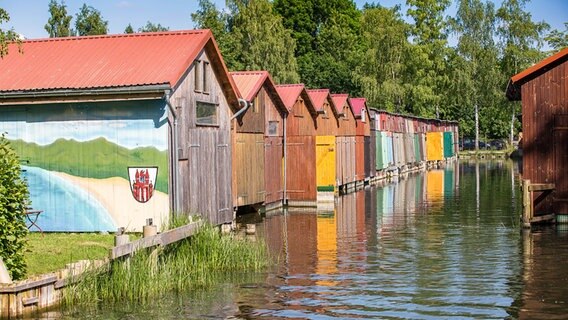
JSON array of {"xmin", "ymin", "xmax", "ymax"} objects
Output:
[{"xmin": 39, "ymin": 160, "xmax": 568, "ymax": 319}]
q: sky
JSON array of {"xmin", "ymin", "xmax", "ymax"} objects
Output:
[{"xmin": 0, "ymin": 0, "xmax": 566, "ymax": 45}]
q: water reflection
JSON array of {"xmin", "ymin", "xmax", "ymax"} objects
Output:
[{"xmin": 37, "ymin": 160, "xmax": 568, "ymax": 319}]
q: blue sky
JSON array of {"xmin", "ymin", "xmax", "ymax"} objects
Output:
[{"xmin": 0, "ymin": 0, "xmax": 565, "ymax": 45}]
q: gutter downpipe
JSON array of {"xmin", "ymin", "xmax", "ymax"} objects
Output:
[
  {"xmin": 230, "ymin": 98, "xmax": 250, "ymax": 215},
  {"xmin": 231, "ymin": 98, "xmax": 250, "ymax": 120},
  {"xmin": 283, "ymin": 113, "xmax": 287, "ymax": 206},
  {"xmin": 164, "ymin": 91, "xmax": 180, "ymax": 214}
]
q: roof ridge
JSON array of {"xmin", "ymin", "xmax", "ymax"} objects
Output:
[
  {"xmin": 276, "ymin": 83, "xmax": 305, "ymax": 88},
  {"xmin": 307, "ymin": 88, "xmax": 330, "ymax": 92},
  {"xmin": 18, "ymin": 29, "xmax": 208, "ymax": 43},
  {"xmin": 230, "ymin": 70, "xmax": 268, "ymax": 75}
]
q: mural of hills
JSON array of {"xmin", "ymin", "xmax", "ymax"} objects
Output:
[{"xmin": 10, "ymin": 137, "xmax": 169, "ymax": 193}]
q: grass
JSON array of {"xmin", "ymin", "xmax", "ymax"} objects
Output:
[
  {"xmin": 25, "ymin": 232, "xmax": 141, "ymax": 276},
  {"xmin": 25, "ymin": 233, "xmax": 114, "ymax": 276},
  {"xmin": 62, "ymin": 224, "xmax": 271, "ymax": 306}
]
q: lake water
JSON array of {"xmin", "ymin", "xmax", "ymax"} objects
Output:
[{"xmin": 40, "ymin": 160, "xmax": 568, "ymax": 319}]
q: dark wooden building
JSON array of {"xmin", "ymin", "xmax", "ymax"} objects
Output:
[
  {"xmin": 507, "ymin": 48, "xmax": 568, "ymax": 218},
  {"xmin": 230, "ymin": 71, "xmax": 288, "ymax": 210},
  {"xmin": 276, "ymin": 84, "xmax": 318, "ymax": 206}
]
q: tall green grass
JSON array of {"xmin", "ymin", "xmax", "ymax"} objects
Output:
[{"xmin": 62, "ymin": 224, "xmax": 270, "ymax": 306}]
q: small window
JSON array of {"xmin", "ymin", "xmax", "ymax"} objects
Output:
[
  {"xmin": 268, "ymin": 121, "xmax": 278, "ymax": 136},
  {"xmin": 194, "ymin": 60, "xmax": 202, "ymax": 92},
  {"xmin": 202, "ymin": 61, "xmax": 210, "ymax": 93},
  {"xmin": 196, "ymin": 101, "xmax": 218, "ymax": 125}
]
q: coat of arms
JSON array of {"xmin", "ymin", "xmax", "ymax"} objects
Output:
[{"xmin": 128, "ymin": 167, "xmax": 158, "ymax": 203}]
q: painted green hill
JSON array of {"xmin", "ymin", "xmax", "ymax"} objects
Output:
[{"xmin": 10, "ymin": 138, "xmax": 169, "ymax": 193}]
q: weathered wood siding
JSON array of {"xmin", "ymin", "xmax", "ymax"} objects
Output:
[
  {"xmin": 315, "ymin": 100, "xmax": 339, "ymax": 136},
  {"xmin": 286, "ymin": 135, "xmax": 317, "ymax": 202},
  {"xmin": 287, "ymin": 92, "xmax": 317, "ymax": 137},
  {"xmin": 521, "ymin": 59, "xmax": 568, "ymax": 214},
  {"xmin": 364, "ymin": 136, "xmax": 371, "ymax": 178},
  {"xmin": 235, "ymin": 133, "xmax": 265, "ymax": 206},
  {"xmin": 355, "ymin": 136, "xmax": 365, "ymax": 181},
  {"xmin": 337, "ymin": 103, "xmax": 356, "ymax": 137},
  {"xmin": 171, "ymin": 49, "xmax": 233, "ymax": 225},
  {"xmin": 265, "ymin": 136, "xmax": 283, "ymax": 205},
  {"xmin": 369, "ymin": 132, "xmax": 376, "ymax": 177}
]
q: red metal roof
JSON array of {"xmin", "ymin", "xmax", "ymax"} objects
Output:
[
  {"xmin": 349, "ymin": 97, "xmax": 367, "ymax": 117},
  {"xmin": 331, "ymin": 94, "xmax": 349, "ymax": 114},
  {"xmin": 275, "ymin": 84, "xmax": 305, "ymax": 110},
  {"xmin": 307, "ymin": 89, "xmax": 331, "ymax": 112},
  {"xmin": 230, "ymin": 70, "xmax": 286, "ymax": 113},
  {"xmin": 230, "ymin": 71, "xmax": 269, "ymax": 102},
  {"xmin": 0, "ymin": 30, "xmax": 236, "ymax": 94},
  {"xmin": 511, "ymin": 47, "xmax": 568, "ymax": 84}
]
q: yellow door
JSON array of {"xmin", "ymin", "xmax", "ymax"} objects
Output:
[
  {"xmin": 316, "ymin": 135, "xmax": 336, "ymax": 191},
  {"xmin": 426, "ymin": 132, "xmax": 444, "ymax": 161}
]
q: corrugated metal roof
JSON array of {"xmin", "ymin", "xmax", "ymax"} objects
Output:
[
  {"xmin": 306, "ymin": 89, "xmax": 330, "ymax": 112},
  {"xmin": 331, "ymin": 93, "xmax": 348, "ymax": 111},
  {"xmin": 349, "ymin": 97, "xmax": 367, "ymax": 116},
  {"xmin": 275, "ymin": 84, "xmax": 305, "ymax": 111},
  {"xmin": 0, "ymin": 30, "xmax": 217, "ymax": 92},
  {"xmin": 230, "ymin": 70, "xmax": 287, "ymax": 113},
  {"xmin": 511, "ymin": 47, "xmax": 568, "ymax": 84},
  {"xmin": 229, "ymin": 71, "xmax": 269, "ymax": 102}
]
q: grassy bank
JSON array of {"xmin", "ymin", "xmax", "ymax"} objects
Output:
[
  {"xmin": 62, "ymin": 224, "xmax": 270, "ymax": 305},
  {"xmin": 25, "ymin": 233, "xmax": 115, "ymax": 276}
]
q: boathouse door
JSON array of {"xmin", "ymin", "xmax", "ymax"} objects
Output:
[{"xmin": 554, "ymin": 114, "xmax": 568, "ymax": 214}]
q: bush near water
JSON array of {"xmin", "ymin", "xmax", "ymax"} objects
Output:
[
  {"xmin": 0, "ymin": 135, "xmax": 29, "ymax": 280},
  {"xmin": 63, "ymin": 224, "xmax": 270, "ymax": 305}
]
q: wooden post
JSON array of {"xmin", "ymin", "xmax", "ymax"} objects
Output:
[
  {"xmin": 522, "ymin": 179, "xmax": 531, "ymax": 228},
  {"xmin": 143, "ymin": 219, "xmax": 157, "ymax": 238}
]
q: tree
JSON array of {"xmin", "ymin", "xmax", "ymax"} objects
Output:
[
  {"xmin": 138, "ymin": 21, "xmax": 169, "ymax": 32},
  {"xmin": 0, "ymin": 135, "xmax": 29, "ymax": 280},
  {"xmin": 497, "ymin": 0, "xmax": 549, "ymax": 143},
  {"xmin": 227, "ymin": 0, "xmax": 300, "ymax": 83},
  {"xmin": 74, "ymin": 4, "xmax": 108, "ymax": 36},
  {"xmin": 545, "ymin": 22, "xmax": 568, "ymax": 52},
  {"xmin": 0, "ymin": 8, "xmax": 19, "ymax": 58},
  {"xmin": 124, "ymin": 23, "xmax": 134, "ymax": 34},
  {"xmin": 355, "ymin": 4, "xmax": 409, "ymax": 111},
  {"xmin": 405, "ymin": 0, "xmax": 451, "ymax": 117},
  {"xmin": 45, "ymin": 0, "xmax": 73, "ymax": 37}
]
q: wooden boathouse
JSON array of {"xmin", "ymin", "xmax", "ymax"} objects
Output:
[
  {"xmin": 332, "ymin": 94, "xmax": 357, "ymax": 190},
  {"xmin": 349, "ymin": 98, "xmax": 371, "ymax": 183},
  {"xmin": 0, "ymin": 30, "xmax": 240, "ymax": 231},
  {"xmin": 506, "ymin": 47, "xmax": 568, "ymax": 226},
  {"xmin": 275, "ymin": 84, "xmax": 318, "ymax": 206},
  {"xmin": 307, "ymin": 89, "xmax": 340, "ymax": 192},
  {"xmin": 230, "ymin": 71, "xmax": 288, "ymax": 211}
]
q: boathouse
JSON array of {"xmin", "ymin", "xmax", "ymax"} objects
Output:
[
  {"xmin": 276, "ymin": 84, "xmax": 318, "ymax": 205},
  {"xmin": 230, "ymin": 71, "xmax": 288, "ymax": 210},
  {"xmin": 0, "ymin": 30, "xmax": 240, "ymax": 231},
  {"xmin": 506, "ymin": 47, "xmax": 568, "ymax": 218},
  {"xmin": 308, "ymin": 89, "xmax": 340, "ymax": 192},
  {"xmin": 332, "ymin": 94, "xmax": 357, "ymax": 190},
  {"xmin": 349, "ymin": 98, "xmax": 371, "ymax": 182}
]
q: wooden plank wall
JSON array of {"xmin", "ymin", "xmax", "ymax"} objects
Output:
[
  {"xmin": 287, "ymin": 92, "xmax": 317, "ymax": 137},
  {"xmin": 337, "ymin": 103, "xmax": 356, "ymax": 137},
  {"xmin": 336, "ymin": 136, "xmax": 346, "ymax": 186},
  {"xmin": 171, "ymin": 49, "xmax": 233, "ymax": 225},
  {"xmin": 286, "ymin": 135, "xmax": 317, "ymax": 202},
  {"xmin": 522, "ymin": 60, "xmax": 567, "ymax": 214},
  {"xmin": 265, "ymin": 136, "xmax": 283, "ymax": 205},
  {"xmin": 355, "ymin": 136, "xmax": 365, "ymax": 181},
  {"xmin": 364, "ymin": 136, "xmax": 371, "ymax": 178},
  {"xmin": 315, "ymin": 99, "xmax": 339, "ymax": 136},
  {"xmin": 235, "ymin": 133, "xmax": 265, "ymax": 206}
]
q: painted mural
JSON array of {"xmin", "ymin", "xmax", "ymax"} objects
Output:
[{"xmin": 0, "ymin": 100, "xmax": 169, "ymax": 232}]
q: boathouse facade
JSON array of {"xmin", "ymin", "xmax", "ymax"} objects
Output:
[
  {"xmin": 0, "ymin": 30, "xmax": 240, "ymax": 231},
  {"xmin": 507, "ymin": 47, "xmax": 568, "ymax": 215}
]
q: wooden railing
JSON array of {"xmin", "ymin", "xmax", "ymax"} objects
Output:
[{"xmin": 521, "ymin": 179, "xmax": 555, "ymax": 228}]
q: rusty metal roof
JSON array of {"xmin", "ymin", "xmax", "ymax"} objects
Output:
[
  {"xmin": 275, "ymin": 83, "xmax": 317, "ymax": 116},
  {"xmin": 0, "ymin": 30, "xmax": 239, "ymax": 99},
  {"xmin": 230, "ymin": 71, "xmax": 286, "ymax": 113},
  {"xmin": 349, "ymin": 97, "xmax": 367, "ymax": 117},
  {"xmin": 507, "ymin": 47, "xmax": 568, "ymax": 101}
]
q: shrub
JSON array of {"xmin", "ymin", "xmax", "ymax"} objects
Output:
[{"xmin": 0, "ymin": 135, "xmax": 29, "ymax": 280}]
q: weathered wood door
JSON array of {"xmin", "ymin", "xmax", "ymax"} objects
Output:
[
  {"xmin": 286, "ymin": 135, "xmax": 316, "ymax": 201},
  {"xmin": 265, "ymin": 136, "xmax": 283, "ymax": 205},
  {"xmin": 554, "ymin": 115, "xmax": 568, "ymax": 214},
  {"xmin": 235, "ymin": 133, "xmax": 265, "ymax": 207}
]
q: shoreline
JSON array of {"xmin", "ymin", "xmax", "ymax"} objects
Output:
[{"xmin": 52, "ymin": 171, "xmax": 169, "ymax": 232}]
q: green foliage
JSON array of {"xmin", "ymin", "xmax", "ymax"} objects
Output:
[
  {"xmin": 74, "ymin": 3, "xmax": 108, "ymax": 36},
  {"xmin": 9, "ymin": 137, "xmax": 169, "ymax": 193},
  {"xmin": 45, "ymin": 0, "xmax": 73, "ymax": 37},
  {"xmin": 124, "ymin": 23, "xmax": 134, "ymax": 34},
  {"xmin": 0, "ymin": 7, "xmax": 19, "ymax": 58},
  {"xmin": 63, "ymin": 224, "xmax": 270, "ymax": 305},
  {"xmin": 0, "ymin": 135, "xmax": 29, "ymax": 280},
  {"xmin": 545, "ymin": 22, "xmax": 568, "ymax": 52},
  {"xmin": 138, "ymin": 21, "xmax": 169, "ymax": 32},
  {"xmin": 227, "ymin": 0, "xmax": 300, "ymax": 83}
]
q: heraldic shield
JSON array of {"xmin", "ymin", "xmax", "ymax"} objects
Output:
[{"xmin": 128, "ymin": 167, "xmax": 158, "ymax": 203}]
